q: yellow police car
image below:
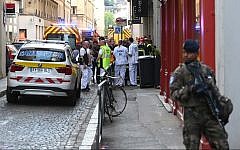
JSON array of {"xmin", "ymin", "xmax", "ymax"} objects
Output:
[{"xmin": 7, "ymin": 40, "xmax": 81, "ymax": 106}]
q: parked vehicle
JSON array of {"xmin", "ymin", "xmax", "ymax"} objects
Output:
[
  {"xmin": 6, "ymin": 44, "xmax": 18, "ymax": 62},
  {"xmin": 12, "ymin": 41, "xmax": 29, "ymax": 50},
  {"xmin": 7, "ymin": 40, "xmax": 82, "ymax": 106},
  {"xmin": 44, "ymin": 24, "xmax": 82, "ymax": 50}
]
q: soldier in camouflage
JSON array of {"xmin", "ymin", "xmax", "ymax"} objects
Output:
[{"xmin": 169, "ymin": 39, "xmax": 229, "ymax": 149}]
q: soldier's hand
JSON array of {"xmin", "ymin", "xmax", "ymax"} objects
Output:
[
  {"xmin": 181, "ymin": 84, "xmax": 196, "ymax": 93},
  {"xmin": 190, "ymin": 84, "xmax": 199, "ymax": 93},
  {"xmin": 179, "ymin": 85, "xmax": 191, "ymax": 100},
  {"xmin": 191, "ymin": 83, "xmax": 207, "ymax": 94}
]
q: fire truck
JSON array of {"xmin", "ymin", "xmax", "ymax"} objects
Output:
[
  {"xmin": 107, "ymin": 27, "xmax": 131, "ymax": 43},
  {"xmin": 44, "ymin": 24, "xmax": 82, "ymax": 49}
]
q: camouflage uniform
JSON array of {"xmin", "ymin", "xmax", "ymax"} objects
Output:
[{"xmin": 169, "ymin": 60, "xmax": 229, "ymax": 150}]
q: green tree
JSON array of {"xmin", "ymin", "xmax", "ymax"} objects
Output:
[{"xmin": 104, "ymin": 12, "xmax": 115, "ymax": 36}]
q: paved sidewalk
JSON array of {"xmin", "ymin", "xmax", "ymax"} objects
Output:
[
  {"xmin": 100, "ymin": 87, "xmax": 185, "ymax": 149},
  {"xmin": 0, "ymin": 77, "xmax": 7, "ymax": 97}
]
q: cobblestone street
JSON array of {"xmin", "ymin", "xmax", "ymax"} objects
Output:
[{"xmin": 0, "ymin": 85, "xmax": 98, "ymax": 149}]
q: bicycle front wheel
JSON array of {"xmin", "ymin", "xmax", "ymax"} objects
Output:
[{"xmin": 110, "ymin": 86, "xmax": 127, "ymax": 117}]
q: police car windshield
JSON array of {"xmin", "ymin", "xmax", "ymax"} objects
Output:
[{"xmin": 17, "ymin": 48, "xmax": 66, "ymax": 62}]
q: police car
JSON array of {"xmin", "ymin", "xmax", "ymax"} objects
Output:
[{"xmin": 7, "ymin": 40, "xmax": 81, "ymax": 106}]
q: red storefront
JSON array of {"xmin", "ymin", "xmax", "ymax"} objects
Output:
[{"xmin": 160, "ymin": 0, "xmax": 215, "ymax": 149}]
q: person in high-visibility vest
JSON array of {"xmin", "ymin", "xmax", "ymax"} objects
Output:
[{"xmin": 96, "ymin": 37, "xmax": 111, "ymax": 82}]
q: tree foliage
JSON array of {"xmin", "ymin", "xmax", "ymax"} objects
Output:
[{"xmin": 104, "ymin": 12, "xmax": 115, "ymax": 35}]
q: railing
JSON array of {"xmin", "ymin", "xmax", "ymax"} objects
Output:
[
  {"xmin": 95, "ymin": 65, "xmax": 114, "ymax": 149},
  {"xmin": 95, "ymin": 79, "xmax": 107, "ymax": 149}
]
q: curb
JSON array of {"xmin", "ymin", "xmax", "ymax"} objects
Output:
[
  {"xmin": 0, "ymin": 77, "xmax": 7, "ymax": 98},
  {"xmin": 157, "ymin": 95, "xmax": 173, "ymax": 113},
  {"xmin": 79, "ymin": 103, "xmax": 99, "ymax": 149}
]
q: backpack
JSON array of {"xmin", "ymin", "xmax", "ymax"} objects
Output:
[{"xmin": 218, "ymin": 96, "xmax": 233, "ymax": 125}]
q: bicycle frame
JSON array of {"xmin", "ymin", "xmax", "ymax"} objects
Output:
[{"xmin": 96, "ymin": 79, "xmax": 107, "ymax": 148}]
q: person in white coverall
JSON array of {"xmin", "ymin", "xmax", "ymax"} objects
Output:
[
  {"xmin": 128, "ymin": 37, "xmax": 139, "ymax": 86},
  {"xmin": 86, "ymin": 41, "xmax": 93, "ymax": 88},
  {"xmin": 113, "ymin": 40, "xmax": 128, "ymax": 86}
]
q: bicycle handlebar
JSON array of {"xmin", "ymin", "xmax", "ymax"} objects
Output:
[{"xmin": 97, "ymin": 67, "xmax": 122, "ymax": 80}]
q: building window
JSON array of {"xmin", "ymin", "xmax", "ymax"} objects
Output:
[
  {"xmin": 19, "ymin": 29, "xmax": 27, "ymax": 41},
  {"xmin": 36, "ymin": 25, "xmax": 38, "ymax": 39},
  {"xmin": 72, "ymin": 6, "xmax": 77, "ymax": 14}
]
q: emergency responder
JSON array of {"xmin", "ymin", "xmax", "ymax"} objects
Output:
[
  {"xmin": 145, "ymin": 39, "xmax": 153, "ymax": 56},
  {"xmin": 107, "ymin": 37, "xmax": 115, "ymax": 51},
  {"xmin": 91, "ymin": 41, "xmax": 100, "ymax": 83},
  {"xmin": 169, "ymin": 39, "xmax": 229, "ymax": 149},
  {"xmin": 72, "ymin": 48, "xmax": 79, "ymax": 61},
  {"xmin": 97, "ymin": 37, "xmax": 111, "ymax": 80},
  {"xmin": 86, "ymin": 41, "xmax": 93, "ymax": 89},
  {"xmin": 93, "ymin": 30, "xmax": 100, "ymax": 42},
  {"xmin": 113, "ymin": 39, "xmax": 128, "ymax": 86},
  {"xmin": 128, "ymin": 37, "xmax": 138, "ymax": 86},
  {"xmin": 77, "ymin": 41, "xmax": 91, "ymax": 92},
  {"xmin": 138, "ymin": 37, "xmax": 145, "ymax": 50}
]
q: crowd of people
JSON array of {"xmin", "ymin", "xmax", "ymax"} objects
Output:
[{"xmin": 73, "ymin": 36, "xmax": 153, "ymax": 92}]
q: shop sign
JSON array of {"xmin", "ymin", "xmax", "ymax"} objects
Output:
[
  {"xmin": 5, "ymin": 3, "xmax": 15, "ymax": 14},
  {"xmin": 132, "ymin": 0, "xmax": 148, "ymax": 17}
]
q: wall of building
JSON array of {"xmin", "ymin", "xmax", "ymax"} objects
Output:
[
  {"xmin": 21, "ymin": 0, "xmax": 57, "ymax": 20},
  {"xmin": 0, "ymin": 1, "xmax": 6, "ymax": 77},
  {"xmin": 153, "ymin": 0, "xmax": 161, "ymax": 49},
  {"xmin": 4, "ymin": 0, "xmax": 60, "ymax": 42},
  {"xmin": 5, "ymin": 0, "xmax": 20, "ymax": 43},
  {"xmin": 6, "ymin": 16, "xmax": 19, "ymax": 42},
  {"xmin": 71, "ymin": 0, "xmax": 94, "ymax": 34},
  {"xmin": 86, "ymin": 0, "xmax": 94, "ymax": 29},
  {"xmin": 114, "ymin": 0, "xmax": 129, "ymax": 20},
  {"xmin": 19, "ymin": 16, "xmax": 44, "ymax": 40},
  {"xmin": 93, "ymin": 0, "xmax": 105, "ymax": 35},
  {"xmin": 131, "ymin": 24, "xmax": 143, "ymax": 40},
  {"xmin": 54, "ymin": 0, "xmax": 71, "ymax": 23},
  {"xmin": 215, "ymin": 0, "xmax": 240, "ymax": 148}
]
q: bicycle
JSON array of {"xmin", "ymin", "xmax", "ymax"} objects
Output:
[{"xmin": 98, "ymin": 69, "xmax": 127, "ymax": 122}]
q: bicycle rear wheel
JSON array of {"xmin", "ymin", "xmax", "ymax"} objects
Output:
[
  {"xmin": 103, "ymin": 86, "xmax": 113, "ymax": 122},
  {"xmin": 110, "ymin": 86, "xmax": 127, "ymax": 117}
]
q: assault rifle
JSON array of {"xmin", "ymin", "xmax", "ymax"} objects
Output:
[{"xmin": 185, "ymin": 63, "xmax": 226, "ymax": 126}]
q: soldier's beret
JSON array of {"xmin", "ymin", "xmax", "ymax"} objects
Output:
[{"xmin": 183, "ymin": 39, "xmax": 199, "ymax": 53}]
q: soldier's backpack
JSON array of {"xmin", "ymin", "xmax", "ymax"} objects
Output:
[{"xmin": 218, "ymin": 96, "xmax": 233, "ymax": 125}]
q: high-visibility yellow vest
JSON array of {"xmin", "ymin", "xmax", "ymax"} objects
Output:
[{"xmin": 98, "ymin": 45, "xmax": 111, "ymax": 70}]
